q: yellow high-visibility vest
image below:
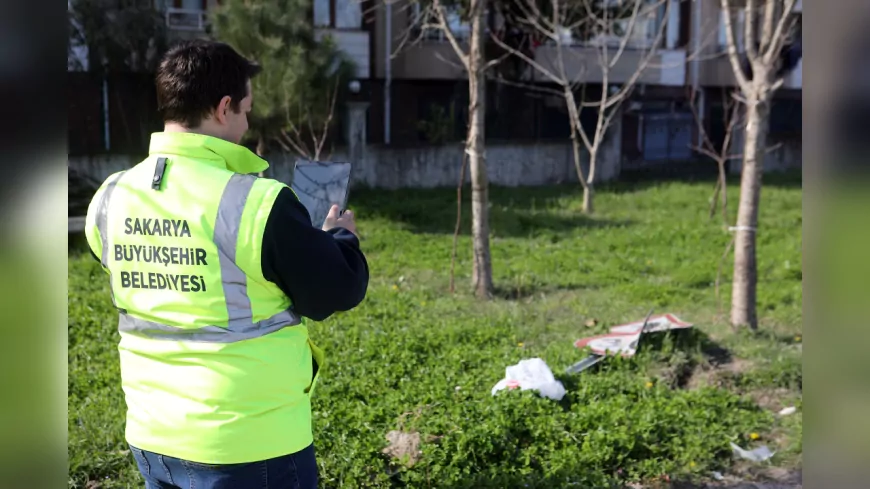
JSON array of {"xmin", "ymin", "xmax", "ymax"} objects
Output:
[{"xmin": 84, "ymin": 132, "xmax": 325, "ymax": 464}]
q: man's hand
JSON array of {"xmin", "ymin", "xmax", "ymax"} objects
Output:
[{"xmin": 322, "ymin": 205, "xmax": 357, "ymax": 235}]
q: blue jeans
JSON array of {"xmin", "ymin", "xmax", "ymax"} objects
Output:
[{"xmin": 129, "ymin": 444, "xmax": 318, "ymax": 489}]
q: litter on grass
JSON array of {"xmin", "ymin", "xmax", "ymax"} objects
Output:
[
  {"xmin": 573, "ymin": 312, "xmax": 694, "ymax": 358},
  {"xmin": 729, "ymin": 442, "xmax": 776, "ymax": 462},
  {"xmin": 491, "ymin": 358, "xmax": 566, "ymax": 401},
  {"xmin": 566, "ymin": 312, "xmax": 694, "ymax": 375},
  {"xmin": 777, "ymin": 406, "xmax": 797, "ymax": 416},
  {"xmin": 565, "ymin": 354, "xmax": 605, "ymax": 374}
]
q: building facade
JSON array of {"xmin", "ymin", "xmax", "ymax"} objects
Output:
[{"xmin": 68, "ymin": 0, "xmax": 802, "ymax": 185}]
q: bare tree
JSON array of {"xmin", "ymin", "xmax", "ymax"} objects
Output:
[
  {"xmin": 686, "ymin": 86, "xmax": 782, "ymax": 224},
  {"xmin": 492, "ymin": 0, "xmax": 670, "ymax": 213},
  {"xmin": 252, "ymin": 74, "xmax": 341, "ymax": 178},
  {"xmin": 687, "ymin": 86, "xmax": 741, "ymax": 224},
  {"xmin": 273, "ymin": 74, "xmax": 343, "ymax": 163},
  {"xmin": 720, "ymin": 0, "xmax": 800, "ymax": 329},
  {"xmin": 688, "ymin": 86, "xmax": 784, "ymax": 319},
  {"xmin": 403, "ymin": 0, "xmax": 501, "ymax": 298}
]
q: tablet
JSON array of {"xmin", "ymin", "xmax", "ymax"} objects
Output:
[{"xmin": 290, "ymin": 159, "xmax": 353, "ymax": 228}]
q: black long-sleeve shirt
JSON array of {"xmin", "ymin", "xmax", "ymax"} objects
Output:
[
  {"xmin": 91, "ymin": 187, "xmax": 369, "ymax": 321},
  {"xmin": 260, "ymin": 188, "xmax": 368, "ymax": 320}
]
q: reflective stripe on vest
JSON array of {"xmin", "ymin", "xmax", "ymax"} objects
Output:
[
  {"xmin": 96, "ymin": 171, "xmax": 301, "ymax": 343},
  {"xmin": 96, "ymin": 172, "xmax": 125, "ymax": 309}
]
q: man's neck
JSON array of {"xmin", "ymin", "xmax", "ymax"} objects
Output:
[{"xmin": 163, "ymin": 122, "xmax": 225, "ymax": 141}]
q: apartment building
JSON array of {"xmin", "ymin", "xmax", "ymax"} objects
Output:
[
  {"xmin": 376, "ymin": 0, "xmax": 800, "ymax": 164},
  {"xmin": 313, "ymin": 0, "xmax": 798, "ymax": 167},
  {"xmin": 70, "ymin": 0, "xmax": 801, "ymax": 174}
]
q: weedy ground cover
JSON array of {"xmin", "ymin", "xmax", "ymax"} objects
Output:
[{"xmin": 69, "ymin": 172, "xmax": 801, "ymax": 488}]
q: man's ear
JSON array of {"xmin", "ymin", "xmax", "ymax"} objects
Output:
[{"xmin": 214, "ymin": 95, "xmax": 233, "ymax": 125}]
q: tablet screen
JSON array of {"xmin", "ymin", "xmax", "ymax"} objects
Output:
[{"xmin": 290, "ymin": 159, "xmax": 352, "ymax": 228}]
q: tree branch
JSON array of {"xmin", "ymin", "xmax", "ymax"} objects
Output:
[
  {"xmin": 487, "ymin": 75, "xmax": 564, "ymax": 97},
  {"xmin": 490, "ymin": 32, "xmax": 564, "ymax": 85},
  {"xmin": 598, "ymin": 0, "xmax": 670, "ymax": 111},
  {"xmin": 482, "ymin": 50, "xmax": 512, "ymax": 72},
  {"xmin": 721, "ymin": 0, "xmax": 753, "ymax": 93},
  {"xmin": 764, "ymin": 0, "xmax": 797, "ymax": 65},
  {"xmin": 760, "ymin": 0, "xmax": 777, "ymax": 51},
  {"xmin": 314, "ymin": 74, "xmax": 341, "ymax": 161},
  {"xmin": 392, "ymin": 3, "xmax": 434, "ymax": 56},
  {"xmin": 434, "ymin": 50, "xmax": 467, "ymax": 70},
  {"xmin": 278, "ymin": 127, "xmax": 313, "ymax": 160},
  {"xmin": 744, "ymin": 0, "xmax": 758, "ymax": 62},
  {"xmin": 432, "ymin": 0, "xmax": 470, "ymax": 68},
  {"xmin": 606, "ymin": 0, "xmax": 646, "ymax": 70},
  {"xmin": 687, "ymin": 86, "xmax": 717, "ymax": 159},
  {"xmin": 514, "ymin": 0, "xmax": 561, "ymax": 42},
  {"xmin": 649, "ymin": 12, "xmax": 729, "ymax": 69}
]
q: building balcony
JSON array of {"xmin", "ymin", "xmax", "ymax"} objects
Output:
[
  {"xmin": 531, "ymin": 44, "xmax": 687, "ymax": 87},
  {"xmin": 381, "ymin": 0, "xmax": 685, "ymax": 85},
  {"xmin": 386, "ymin": 40, "xmax": 686, "ymax": 86},
  {"xmin": 700, "ymin": 2, "xmax": 802, "ymax": 90}
]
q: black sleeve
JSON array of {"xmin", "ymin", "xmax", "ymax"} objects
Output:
[{"xmin": 260, "ymin": 188, "xmax": 369, "ymax": 321}]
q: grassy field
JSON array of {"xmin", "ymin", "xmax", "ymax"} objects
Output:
[{"xmin": 68, "ymin": 172, "xmax": 802, "ymax": 488}]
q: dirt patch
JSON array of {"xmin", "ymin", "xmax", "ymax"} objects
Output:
[
  {"xmin": 682, "ymin": 482, "xmax": 800, "ymax": 489},
  {"xmin": 747, "ymin": 388, "xmax": 792, "ymax": 412},
  {"xmin": 654, "ymin": 353, "xmax": 698, "ymax": 389},
  {"xmin": 701, "ymin": 340, "xmax": 734, "ymax": 367},
  {"xmin": 382, "ymin": 430, "xmax": 422, "ymax": 467},
  {"xmin": 760, "ymin": 467, "xmax": 801, "ymax": 483},
  {"xmin": 686, "ymin": 358, "xmax": 755, "ymax": 390},
  {"xmin": 666, "ymin": 468, "xmax": 801, "ymax": 489}
]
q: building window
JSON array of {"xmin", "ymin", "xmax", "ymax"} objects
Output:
[
  {"xmin": 548, "ymin": 0, "xmax": 667, "ymax": 49},
  {"xmin": 411, "ymin": 3, "xmax": 474, "ymax": 41},
  {"xmin": 163, "ymin": 0, "xmax": 210, "ymax": 31},
  {"xmin": 314, "ymin": 0, "xmax": 362, "ymax": 29}
]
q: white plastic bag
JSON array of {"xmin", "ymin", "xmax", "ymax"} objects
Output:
[
  {"xmin": 491, "ymin": 358, "xmax": 566, "ymax": 401},
  {"xmin": 729, "ymin": 442, "xmax": 775, "ymax": 462}
]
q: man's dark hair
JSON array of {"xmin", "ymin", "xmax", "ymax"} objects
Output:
[{"xmin": 155, "ymin": 40, "xmax": 262, "ymax": 128}]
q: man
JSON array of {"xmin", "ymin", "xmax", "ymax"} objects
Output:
[{"xmin": 83, "ymin": 40, "xmax": 369, "ymax": 489}]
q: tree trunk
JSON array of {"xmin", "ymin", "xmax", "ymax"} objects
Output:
[
  {"xmin": 718, "ymin": 160, "xmax": 728, "ymax": 224},
  {"xmin": 731, "ymin": 99, "xmax": 769, "ymax": 330},
  {"xmin": 709, "ymin": 178, "xmax": 722, "ymax": 220},
  {"xmin": 468, "ymin": 0, "xmax": 493, "ymax": 299},
  {"xmin": 583, "ymin": 151, "xmax": 597, "ymax": 214},
  {"xmin": 569, "ymin": 130, "xmax": 585, "ymax": 189},
  {"xmin": 709, "ymin": 161, "xmax": 728, "ymax": 224},
  {"xmin": 564, "ymin": 87, "xmax": 591, "ymax": 210},
  {"xmin": 449, "ymin": 147, "xmax": 468, "ymax": 294},
  {"xmin": 582, "ymin": 184, "xmax": 595, "ymax": 214}
]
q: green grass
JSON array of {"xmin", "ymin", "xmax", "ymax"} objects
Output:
[{"xmin": 68, "ymin": 172, "xmax": 802, "ymax": 488}]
